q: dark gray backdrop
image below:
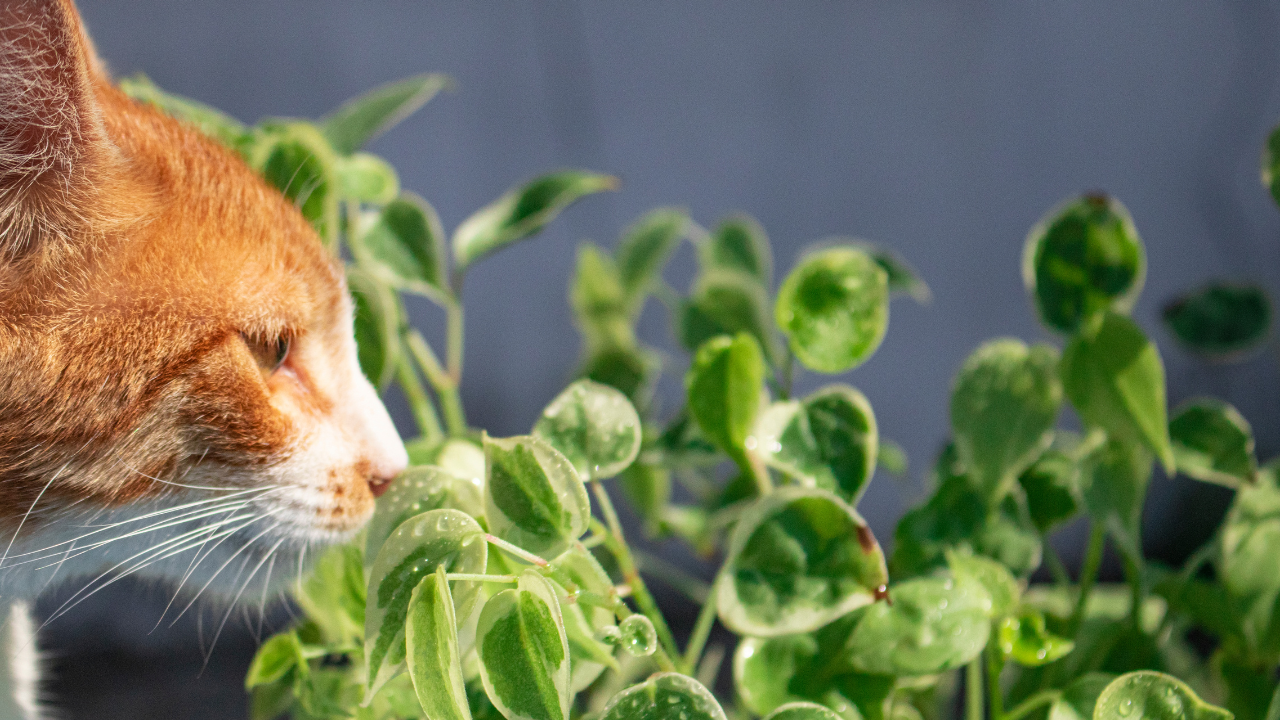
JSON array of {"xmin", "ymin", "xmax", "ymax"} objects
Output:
[{"xmin": 40, "ymin": 3, "xmax": 1280, "ymax": 718}]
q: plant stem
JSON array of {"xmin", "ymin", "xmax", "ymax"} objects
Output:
[
  {"xmin": 966, "ymin": 658, "xmax": 984, "ymax": 720},
  {"xmin": 1044, "ymin": 543, "xmax": 1071, "ymax": 588},
  {"xmin": 395, "ymin": 355, "xmax": 443, "ymax": 444},
  {"xmin": 588, "ymin": 509, "xmax": 680, "ymax": 663},
  {"xmin": 1068, "ymin": 521, "xmax": 1107, "ymax": 637},
  {"xmin": 1121, "ymin": 548, "xmax": 1144, "ymax": 632},
  {"xmin": 483, "ymin": 534, "xmax": 549, "ymax": 567},
  {"xmin": 446, "ymin": 299, "xmax": 465, "ymax": 385},
  {"xmin": 406, "ymin": 330, "xmax": 467, "ymax": 437},
  {"xmin": 446, "ymin": 573, "xmax": 516, "ymax": 583},
  {"xmin": 682, "ymin": 589, "xmax": 719, "ymax": 674},
  {"xmin": 986, "ymin": 645, "xmax": 1005, "ymax": 720},
  {"xmin": 633, "ymin": 549, "xmax": 711, "ymax": 604},
  {"xmin": 744, "ymin": 449, "xmax": 774, "ymax": 496},
  {"xmin": 1004, "ymin": 691, "xmax": 1061, "ymax": 720}
]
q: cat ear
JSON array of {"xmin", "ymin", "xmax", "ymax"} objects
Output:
[{"xmin": 0, "ymin": 0, "xmax": 112, "ymax": 260}]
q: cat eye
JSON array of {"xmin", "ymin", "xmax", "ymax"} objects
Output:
[{"xmin": 243, "ymin": 333, "xmax": 292, "ymax": 375}]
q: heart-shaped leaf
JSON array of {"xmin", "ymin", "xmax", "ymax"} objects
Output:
[
  {"xmin": 352, "ymin": 193, "xmax": 449, "ymax": 303},
  {"xmin": 366, "ymin": 465, "xmax": 485, "ymax": 559},
  {"xmin": 1048, "ymin": 673, "xmax": 1118, "ymax": 720},
  {"xmin": 476, "ymin": 571, "xmax": 571, "ymax": 720},
  {"xmin": 764, "ymin": 703, "xmax": 843, "ymax": 720},
  {"xmin": 951, "ymin": 339, "xmax": 1062, "ymax": 502},
  {"xmin": 453, "ymin": 171, "xmax": 618, "ymax": 272},
  {"xmin": 484, "ymin": 435, "xmax": 590, "ymax": 558},
  {"xmin": 686, "ymin": 333, "xmax": 766, "ymax": 469},
  {"xmin": 1093, "ymin": 671, "xmax": 1231, "ymax": 720},
  {"xmin": 1022, "ymin": 194, "xmax": 1146, "ymax": 334},
  {"xmin": 753, "ymin": 385, "xmax": 878, "ymax": 504},
  {"xmin": 701, "ymin": 215, "xmax": 773, "ymax": 287},
  {"xmin": 1163, "ymin": 283, "xmax": 1271, "ymax": 361},
  {"xmin": 776, "ymin": 247, "xmax": 889, "ymax": 374},
  {"xmin": 616, "ymin": 208, "xmax": 688, "ymax": 309},
  {"xmin": 1169, "ymin": 398, "xmax": 1256, "ymax": 488},
  {"xmin": 599, "ymin": 673, "xmax": 727, "ymax": 720},
  {"xmin": 680, "ymin": 269, "xmax": 778, "ymax": 365},
  {"xmin": 321, "ymin": 73, "xmax": 450, "ymax": 154},
  {"xmin": 997, "ymin": 610, "xmax": 1074, "ymax": 666},
  {"xmin": 406, "ymin": 565, "xmax": 472, "ymax": 720},
  {"xmin": 847, "ymin": 575, "xmax": 992, "ymax": 676},
  {"xmin": 717, "ymin": 487, "xmax": 888, "ymax": 636},
  {"xmin": 365, "ymin": 509, "xmax": 487, "ymax": 698},
  {"xmin": 346, "ymin": 267, "xmax": 402, "ymax": 389},
  {"xmin": 533, "ymin": 380, "xmax": 642, "ymax": 481},
  {"xmin": 1062, "ymin": 312, "xmax": 1175, "ymax": 474}
]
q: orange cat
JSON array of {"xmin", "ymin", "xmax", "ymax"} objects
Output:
[{"xmin": 0, "ymin": 1, "xmax": 408, "ymax": 716}]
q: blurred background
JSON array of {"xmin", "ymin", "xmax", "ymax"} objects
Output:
[{"xmin": 40, "ymin": 2, "xmax": 1280, "ymax": 717}]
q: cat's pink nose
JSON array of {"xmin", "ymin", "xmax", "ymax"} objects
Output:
[
  {"xmin": 366, "ymin": 452, "xmax": 407, "ymax": 498},
  {"xmin": 368, "ymin": 474, "xmax": 395, "ymax": 498}
]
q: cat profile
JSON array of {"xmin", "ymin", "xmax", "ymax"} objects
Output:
[{"xmin": 0, "ymin": 0, "xmax": 408, "ymax": 716}]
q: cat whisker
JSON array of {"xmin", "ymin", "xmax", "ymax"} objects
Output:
[
  {"xmin": 167, "ymin": 513, "xmax": 285, "ymax": 627},
  {"xmin": 201, "ymin": 532, "xmax": 287, "ymax": 672}
]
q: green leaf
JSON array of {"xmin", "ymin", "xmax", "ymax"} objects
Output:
[
  {"xmin": 847, "ymin": 575, "xmax": 992, "ymax": 676},
  {"xmin": 434, "ymin": 439, "xmax": 488, "ymax": 492},
  {"xmin": 733, "ymin": 635, "xmax": 815, "ymax": 715},
  {"xmin": 1163, "ymin": 283, "xmax": 1271, "ymax": 361},
  {"xmin": 776, "ymin": 247, "xmax": 890, "ymax": 374},
  {"xmin": 754, "ymin": 384, "xmax": 879, "ymax": 504},
  {"xmin": 352, "ymin": 193, "xmax": 449, "ymax": 302},
  {"xmin": 1264, "ymin": 123, "xmax": 1280, "ymax": 208},
  {"xmin": 347, "ymin": 267, "xmax": 402, "ymax": 389},
  {"xmin": 476, "ymin": 571, "xmax": 571, "ymax": 720},
  {"xmin": 547, "ymin": 544, "xmax": 614, "ymax": 597},
  {"xmin": 764, "ymin": 702, "xmax": 843, "ymax": 720},
  {"xmin": 1048, "ymin": 673, "xmax": 1118, "ymax": 720},
  {"xmin": 119, "ymin": 73, "xmax": 247, "ymax": 147},
  {"xmin": 717, "ymin": 487, "xmax": 888, "ymax": 636},
  {"xmin": 948, "ymin": 551, "xmax": 1021, "ymax": 619},
  {"xmin": 702, "ymin": 215, "xmax": 773, "ymax": 286},
  {"xmin": 1220, "ymin": 465, "xmax": 1280, "ymax": 655},
  {"xmin": 599, "ymin": 673, "xmax": 727, "ymax": 720},
  {"xmin": 686, "ymin": 333, "xmax": 766, "ymax": 468},
  {"xmin": 1018, "ymin": 449, "xmax": 1080, "ymax": 533},
  {"xmin": 294, "ymin": 543, "xmax": 365, "ymax": 644},
  {"xmin": 453, "ymin": 171, "xmax": 618, "ymax": 272},
  {"xmin": 335, "ymin": 152, "xmax": 399, "ymax": 204},
  {"xmin": 406, "ymin": 566, "xmax": 473, "ymax": 720},
  {"xmin": 321, "ymin": 73, "xmax": 450, "ymax": 154},
  {"xmin": 679, "ymin": 269, "xmax": 778, "ymax": 365},
  {"xmin": 1062, "ymin": 312, "xmax": 1175, "ymax": 474},
  {"xmin": 618, "ymin": 462, "xmax": 671, "ymax": 534},
  {"xmin": 1079, "ymin": 437, "xmax": 1153, "ymax": 561},
  {"xmin": 532, "ymin": 379, "xmax": 642, "ymax": 481},
  {"xmin": 998, "ymin": 611, "xmax": 1074, "ymax": 666},
  {"xmin": 571, "ymin": 243, "xmax": 634, "ymax": 353},
  {"xmin": 878, "ymin": 438, "xmax": 909, "ymax": 476},
  {"xmin": 951, "ymin": 339, "xmax": 1063, "ymax": 502},
  {"xmin": 365, "ymin": 509, "xmax": 487, "ymax": 698},
  {"xmin": 1022, "ymin": 194, "xmax": 1146, "ymax": 334},
  {"xmin": 892, "ymin": 445, "xmax": 1042, "ymax": 578},
  {"xmin": 249, "ymin": 122, "xmax": 340, "ymax": 240},
  {"xmin": 246, "ymin": 631, "xmax": 304, "ymax": 689},
  {"xmin": 581, "ymin": 345, "xmax": 660, "ymax": 408},
  {"xmin": 554, "ymin": 584, "xmax": 617, "ymax": 692},
  {"xmin": 1169, "ymin": 398, "xmax": 1256, "ymax": 487},
  {"xmin": 1093, "ymin": 671, "xmax": 1232, "ymax": 720},
  {"xmin": 365, "ymin": 465, "xmax": 485, "ymax": 559},
  {"xmin": 616, "ymin": 208, "xmax": 688, "ymax": 308},
  {"xmin": 824, "ymin": 238, "xmax": 931, "ymax": 304},
  {"xmin": 484, "ymin": 435, "xmax": 590, "ymax": 558}
]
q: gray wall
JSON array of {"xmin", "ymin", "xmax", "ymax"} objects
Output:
[{"xmin": 41, "ymin": 2, "xmax": 1280, "ymax": 715}]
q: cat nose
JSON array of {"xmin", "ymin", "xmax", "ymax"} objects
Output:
[{"xmin": 363, "ymin": 435, "xmax": 408, "ymax": 499}]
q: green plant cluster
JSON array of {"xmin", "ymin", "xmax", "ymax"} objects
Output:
[{"xmin": 124, "ymin": 71, "xmax": 1280, "ymax": 720}]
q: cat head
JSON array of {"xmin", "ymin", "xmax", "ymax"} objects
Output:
[{"xmin": 0, "ymin": 0, "xmax": 407, "ymax": 596}]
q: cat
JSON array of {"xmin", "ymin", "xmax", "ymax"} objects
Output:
[{"xmin": 0, "ymin": 0, "xmax": 409, "ymax": 717}]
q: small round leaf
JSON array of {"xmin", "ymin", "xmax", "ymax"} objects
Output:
[
  {"xmin": 1048, "ymin": 673, "xmax": 1117, "ymax": 720},
  {"xmin": 1163, "ymin": 283, "xmax": 1271, "ymax": 361},
  {"xmin": 476, "ymin": 571, "xmax": 572, "ymax": 720},
  {"xmin": 347, "ymin": 267, "xmax": 402, "ymax": 390},
  {"xmin": 1022, "ymin": 194, "xmax": 1146, "ymax": 334},
  {"xmin": 996, "ymin": 611, "xmax": 1074, "ymax": 666},
  {"xmin": 405, "ymin": 566, "xmax": 472, "ymax": 720},
  {"xmin": 776, "ymin": 247, "xmax": 889, "ymax": 373},
  {"xmin": 484, "ymin": 435, "xmax": 590, "ymax": 559},
  {"xmin": 950, "ymin": 339, "xmax": 1062, "ymax": 502},
  {"xmin": 754, "ymin": 385, "xmax": 878, "ymax": 504},
  {"xmin": 847, "ymin": 575, "xmax": 992, "ymax": 676},
  {"xmin": 686, "ymin": 333, "xmax": 766, "ymax": 468},
  {"xmin": 1169, "ymin": 398, "xmax": 1256, "ymax": 487},
  {"xmin": 366, "ymin": 465, "xmax": 485, "ymax": 559},
  {"xmin": 352, "ymin": 193, "xmax": 449, "ymax": 303},
  {"xmin": 1093, "ymin": 671, "xmax": 1231, "ymax": 720},
  {"xmin": 717, "ymin": 487, "xmax": 889, "ymax": 637},
  {"xmin": 599, "ymin": 673, "xmax": 727, "ymax": 720},
  {"xmin": 533, "ymin": 380, "xmax": 642, "ymax": 481}
]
